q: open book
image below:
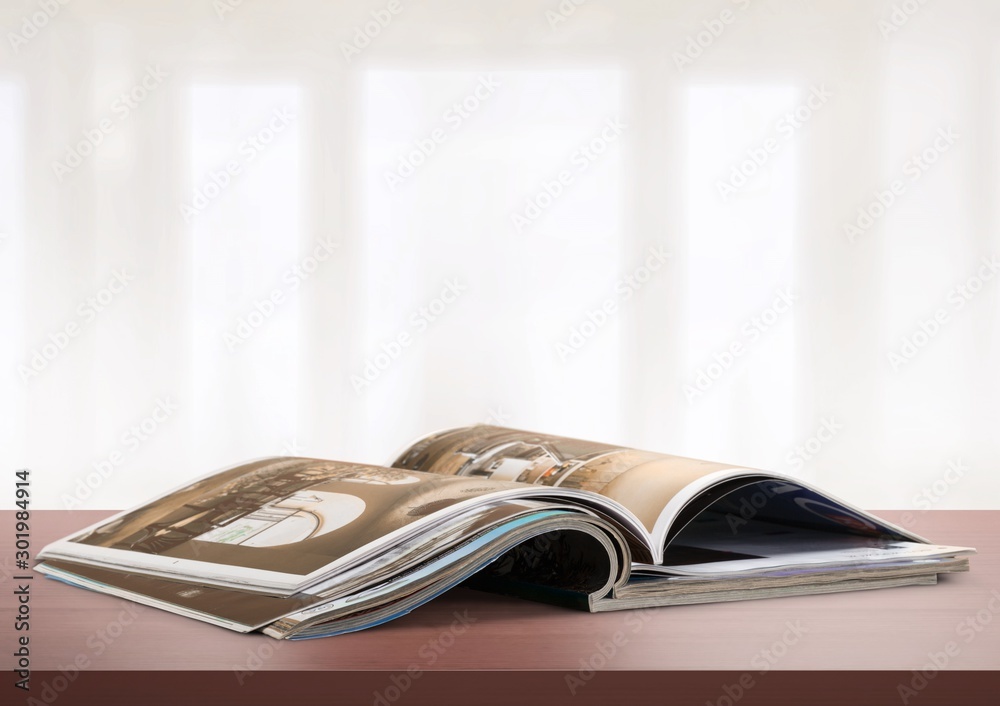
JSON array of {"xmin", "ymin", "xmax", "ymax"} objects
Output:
[{"xmin": 37, "ymin": 426, "xmax": 974, "ymax": 639}]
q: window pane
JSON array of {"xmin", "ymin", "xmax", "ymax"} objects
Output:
[
  {"xmin": 357, "ymin": 69, "xmax": 624, "ymax": 455},
  {"xmin": 187, "ymin": 84, "xmax": 302, "ymax": 469},
  {"xmin": 683, "ymin": 84, "xmax": 797, "ymax": 468},
  {"xmin": 0, "ymin": 82, "xmax": 25, "ymax": 489}
]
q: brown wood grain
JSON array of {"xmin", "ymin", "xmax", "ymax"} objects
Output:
[{"xmin": 3, "ymin": 510, "xmax": 997, "ymax": 673}]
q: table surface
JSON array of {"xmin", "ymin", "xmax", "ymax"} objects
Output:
[{"xmin": 3, "ymin": 510, "xmax": 998, "ymax": 672}]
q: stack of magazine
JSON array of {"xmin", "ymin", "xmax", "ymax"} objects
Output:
[{"xmin": 37, "ymin": 426, "xmax": 974, "ymax": 639}]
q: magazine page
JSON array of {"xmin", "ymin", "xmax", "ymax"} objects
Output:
[
  {"xmin": 268, "ymin": 508, "xmax": 632, "ymax": 638},
  {"xmin": 38, "ymin": 457, "xmax": 589, "ymax": 591},
  {"xmin": 644, "ymin": 471, "xmax": 974, "ymax": 576},
  {"xmin": 39, "ymin": 455, "xmax": 654, "ymax": 590},
  {"xmin": 36, "ymin": 499, "xmax": 573, "ymax": 632},
  {"xmin": 391, "ymin": 426, "xmax": 741, "ymax": 533},
  {"xmin": 390, "ymin": 426, "xmax": 977, "ymax": 570}
]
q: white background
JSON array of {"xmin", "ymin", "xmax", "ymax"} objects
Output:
[{"xmin": 0, "ymin": 0, "xmax": 998, "ymax": 512}]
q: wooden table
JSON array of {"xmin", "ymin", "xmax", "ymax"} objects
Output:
[{"xmin": 3, "ymin": 510, "xmax": 998, "ymax": 705}]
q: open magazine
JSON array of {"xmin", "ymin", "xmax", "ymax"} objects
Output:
[{"xmin": 36, "ymin": 426, "xmax": 974, "ymax": 639}]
